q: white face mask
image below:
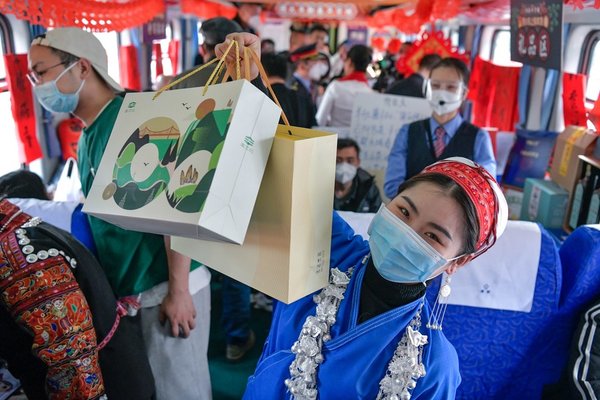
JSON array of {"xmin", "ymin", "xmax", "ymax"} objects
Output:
[
  {"xmin": 335, "ymin": 162, "xmax": 357, "ymax": 184},
  {"xmin": 248, "ymin": 15, "xmax": 261, "ymax": 29},
  {"xmin": 427, "ymin": 89, "xmax": 463, "ymax": 116},
  {"xmin": 309, "ymin": 62, "xmax": 328, "ymax": 82}
]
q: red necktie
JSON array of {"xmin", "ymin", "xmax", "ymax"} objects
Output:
[{"xmin": 434, "ymin": 126, "xmax": 446, "ymax": 158}]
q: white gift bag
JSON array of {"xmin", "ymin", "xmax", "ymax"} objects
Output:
[
  {"xmin": 83, "ymin": 79, "xmax": 280, "ymax": 244},
  {"xmin": 54, "ymin": 158, "xmax": 83, "ymax": 202}
]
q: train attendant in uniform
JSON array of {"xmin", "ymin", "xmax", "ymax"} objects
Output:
[{"xmin": 384, "ymin": 58, "xmax": 497, "ymax": 199}]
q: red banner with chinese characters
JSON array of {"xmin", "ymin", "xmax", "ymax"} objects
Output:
[
  {"xmin": 118, "ymin": 45, "xmax": 142, "ymax": 91},
  {"xmin": 57, "ymin": 117, "xmax": 83, "ymax": 161},
  {"xmin": 4, "ymin": 54, "xmax": 42, "ymax": 164},
  {"xmin": 468, "ymin": 57, "xmax": 520, "ymax": 132},
  {"xmin": 562, "ymin": 72, "xmax": 587, "ymax": 127},
  {"xmin": 487, "ymin": 63, "xmax": 520, "ymax": 131},
  {"xmin": 468, "ymin": 57, "xmax": 494, "ymax": 127}
]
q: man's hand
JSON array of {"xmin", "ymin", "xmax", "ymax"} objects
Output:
[
  {"xmin": 159, "ymin": 289, "xmax": 196, "ymax": 338},
  {"xmin": 215, "ymin": 32, "xmax": 261, "ymax": 81},
  {"xmin": 162, "ymin": 236, "xmax": 195, "ymax": 338}
]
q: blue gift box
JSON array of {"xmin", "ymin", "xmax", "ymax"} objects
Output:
[{"xmin": 521, "ymin": 178, "xmax": 569, "ymax": 229}]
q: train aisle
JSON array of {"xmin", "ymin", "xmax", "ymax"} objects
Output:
[{"xmin": 208, "ymin": 280, "xmax": 273, "ymax": 400}]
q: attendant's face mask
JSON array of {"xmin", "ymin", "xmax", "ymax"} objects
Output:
[
  {"xmin": 32, "ymin": 62, "xmax": 84, "ymax": 114},
  {"xmin": 335, "ymin": 162, "xmax": 357, "ymax": 184},
  {"xmin": 309, "ymin": 61, "xmax": 329, "ymax": 82},
  {"xmin": 368, "ymin": 205, "xmax": 461, "ymax": 283},
  {"xmin": 425, "ymin": 79, "xmax": 465, "ymax": 116}
]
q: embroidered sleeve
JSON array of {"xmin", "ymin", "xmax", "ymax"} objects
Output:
[{"xmin": 0, "ymin": 229, "xmax": 106, "ymax": 399}]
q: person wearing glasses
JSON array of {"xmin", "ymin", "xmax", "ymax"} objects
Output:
[
  {"xmin": 28, "ymin": 28, "xmax": 213, "ymax": 399},
  {"xmin": 383, "ymin": 58, "xmax": 497, "ymax": 199}
]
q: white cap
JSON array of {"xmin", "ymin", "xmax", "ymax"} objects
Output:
[{"xmin": 31, "ymin": 28, "xmax": 124, "ymax": 92}]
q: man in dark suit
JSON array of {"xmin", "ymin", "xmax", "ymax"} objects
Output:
[
  {"xmin": 387, "ymin": 53, "xmax": 442, "ymax": 98},
  {"xmin": 262, "ymin": 53, "xmax": 316, "ymax": 128},
  {"xmin": 171, "ymin": 17, "xmax": 244, "ymax": 90}
]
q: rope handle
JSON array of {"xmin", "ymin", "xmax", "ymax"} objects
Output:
[
  {"xmin": 153, "ymin": 41, "xmax": 292, "ymax": 130},
  {"xmin": 153, "ymin": 39, "xmax": 241, "ymax": 100},
  {"xmin": 244, "ymin": 47, "xmax": 291, "ymax": 127}
]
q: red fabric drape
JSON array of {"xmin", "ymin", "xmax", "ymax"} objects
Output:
[
  {"xmin": 487, "ymin": 64, "xmax": 520, "ymax": 131},
  {"xmin": 562, "ymin": 72, "xmax": 587, "ymax": 127},
  {"xmin": 4, "ymin": 54, "xmax": 42, "ymax": 164},
  {"xmin": 57, "ymin": 117, "xmax": 84, "ymax": 161},
  {"xmin": 469, "ymin": 57, "xmax": 520, "ymax": 132},
  {"xmin": 0, "ymin": 0, "xmax": 164, "ymax": 32},
  {"xmin": 119, "ymin": 45, "xmax": 142, "ymax": 91},
  {"xmin": 152, "ymin": 43, "xmax": 164, "ymax": 80},
  {"xmin": 168, "ymin": 40, "xmax": 180, "ymax": 76}
]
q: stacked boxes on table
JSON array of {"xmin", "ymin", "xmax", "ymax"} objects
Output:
[
  {"xmin": 520, "ymin": 179, "xmax": 569, "ymax": 229},
  {"xmin": 548, "ymin": 126, "xmax": 599, "ymax": 231}
]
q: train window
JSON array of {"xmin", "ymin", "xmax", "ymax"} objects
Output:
[
  {"xmin": 583, "ymin": 36, "xmax": 600, "ymax": 104},
  {"xmin": 150, "ymin": 24, "xmax": 174, "ymax": 87},
  {"xmin": 0, "ymin": 15, "xmax": 22, "ymax": 177},
  {"xmin": 490, "ymin": 29, "xmax": 522, "ymax": 67},
  {"xmin": 93, "ymin": 31, "xmax": 120, "ymax": 88}
]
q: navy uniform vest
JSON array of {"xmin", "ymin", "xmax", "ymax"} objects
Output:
[{"xmin": 406, "ymin": 118, "xmax": 479, "ymax": 180}]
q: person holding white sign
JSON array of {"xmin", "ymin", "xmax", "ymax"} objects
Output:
[{"xmin": 383, "ymin": 58, "xmax": 497, "ymax": 199}]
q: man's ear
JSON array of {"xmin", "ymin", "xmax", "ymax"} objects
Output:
[
  {"xmin": 461, "ymin": 86, "xmax": 469, "ymax": 101},
  {"xmin": 78, "ymin": 58, "xmax": 93, "ymax": 80}
]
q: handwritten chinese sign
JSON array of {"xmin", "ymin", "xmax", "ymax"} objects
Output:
[
  {"xmin": 4, "ymin": 54, "xmax": 42, "ymax": 164},
  {"xmin": 349, "ymin": 93, "xmax": 431, "ymax": 172},
  {"xmin": 510, "ymin": 0, "xmax": 563, "ymax": 70},
  {"xmin": 562, "ymin": 72, "xmax": 587, "ymax": 127}
]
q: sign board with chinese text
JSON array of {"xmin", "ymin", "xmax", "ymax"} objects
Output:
[
  {"xmin": 349, "ymin": 93, "xmax": 431, "ymax": 173},
  {"xmin": 510, "ymin": 0, "xmax": 562, "ymax": 70},
  {"xmin": 143, "ymin": 14, "xmax": 167, "ymax": 43}
]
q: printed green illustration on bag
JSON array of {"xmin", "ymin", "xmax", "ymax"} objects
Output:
[{"xmin": 103, "ymin": 98, "xmax": 232, "ymax": 213}]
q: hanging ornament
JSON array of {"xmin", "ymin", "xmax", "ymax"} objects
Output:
[{"xmin": 0, "ymin": 0, "xmax": 164, "ymax": 32}]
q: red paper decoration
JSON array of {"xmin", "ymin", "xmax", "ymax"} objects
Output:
[
  {"xmin": 119, "ymin": 45, "xmax": 142, "ymax": 91},
  {"xmin": 4, "ymin": 54, "xmax": 42, "ymax": 164},
  {"xmin": 397, "ymin": 31, "xmax": 467, "ymax": 75},
  {"xmin": 562, "ymin": 72, "xmax": 587, "ymax": 127},
  {"xmin": 468, "ymin": 57, "xmax": 521, "ymax": 132},
  {"xmin": 0, "ymin": 0, "xmax": 164, "ymax": 32},
  {"xmin": 180, "ymin": 0, "xmax": 237, "ymax": 20}
]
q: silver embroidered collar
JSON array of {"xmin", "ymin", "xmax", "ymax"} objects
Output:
[{"xmin": 285, "ymin": 257, "xmax": 428, "ymax": 400}]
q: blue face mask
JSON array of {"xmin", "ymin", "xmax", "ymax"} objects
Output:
[
  {"xmin": 33, "ymin": 62, "xmax": 84, "ymax": 113},
  {"xmin": 368, "ymin": 205, "xmax": 452, "ymax": 283}
]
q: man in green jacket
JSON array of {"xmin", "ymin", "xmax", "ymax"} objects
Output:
[{"xmin": 28, "ymin": 28, "xmax": 212, "ymax": 399}]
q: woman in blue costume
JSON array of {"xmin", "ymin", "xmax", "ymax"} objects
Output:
[{"xmin": 215, "ymin": 34, "xmax": 508, "ymax": 400}]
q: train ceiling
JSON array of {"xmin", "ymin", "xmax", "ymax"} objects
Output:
[{"xmin": 0, "ymin": 0, "xmax": 597, "ymax": 32}]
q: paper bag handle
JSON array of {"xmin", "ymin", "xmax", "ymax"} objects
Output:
[
  {"xmin": 244, "ymin": 47, "xmax": 291, "ymax": 128},
  {"xmin": 153, "ymin": 40, "xmax": 242, "ymax": 100}
]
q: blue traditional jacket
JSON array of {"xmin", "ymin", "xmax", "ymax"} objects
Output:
[{"xmin": 244, "ymin": 213, "xmax": 461, "ymax": 399}]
